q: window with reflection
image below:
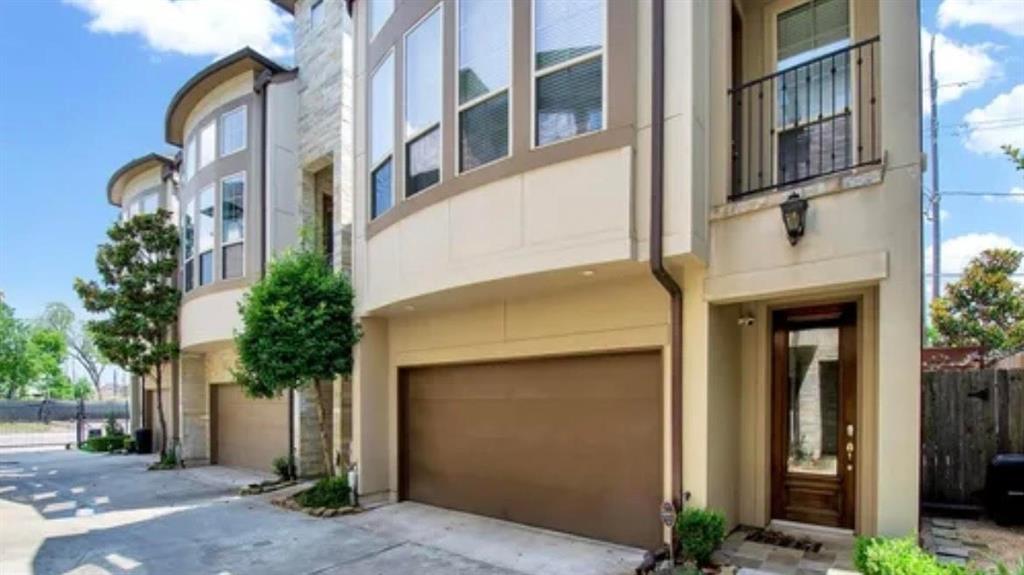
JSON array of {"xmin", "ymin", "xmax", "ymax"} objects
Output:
[
  {"xmin": 404, "ymin": 7, "xmax": 442, "ymax": 196},
  {"xmin": 183, "ymin": 198, "xmax": 195, "ymax": 291},
  {"xmin": 369, "ymin": 0, "xmax": 394, "ymax": 39},
  {"xmin": 220, "ymin": 106, "xmax": 247, "ymax": 157},
  {"xmin": 221, "ymin": 174, "xmax": 245, "ymax": 279},
  {"xmin": 370, "ymin": 53, "xmax": 394, "ymax": 219},
  {"xmin": 533, "ymin": 0, "xmax": 605, "ymax": 146},
  {"xmin": 458, "ymin": 0, "xmax": 509, "ymax": 172},
  {"xmin": 140, "ymin": 193, "xmax": 159, "ymax": 215},
  {"xmin": 199, "ymin": 122, "xmax": 216, "ymax": 169},
  {"xmin": 310, "ymin": 0, "xmax": 325, "ymax": 29},
  {"xmin": 197, "ymin": 186, "xmax": 214, "ymax": 286},
  {"xmin": 185, "ymin": 137, "xmax": 197, "ymax": 181}
]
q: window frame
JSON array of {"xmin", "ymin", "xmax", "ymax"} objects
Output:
[
  {"xmin": 530, "ymin": 0, "xmax": 608, "ymax": 149},
  {"xmin": 455, "ymin": 0, "xmax": 513, "ymax": 174},
  {"xmin": 196, "ymin": 184, "xmax": 216, "ymax": 287},
  {"xmin": 369, "ymin": 49, "xmax": 396, "ymax": 220},
  {"xmin": 182, "ymin": 197, "xmax": 196, "ymax": 292},
  {"xmin": 219, "ymin": 105, "xmax": 248, "ymax": 158},
  {"xmin": 185, "ymin": 136, "xmax": 197, "ymax": 182},
  {"xmin": 402, "ymin": 4, "xmax": 444, "ymax": 198},
  {"xmin": 199, "ymin": 121, "xmax": 217, "ymax": 170},
  {"xmin": 219, "ymin": 171, "xmax": 246, "ymax": 280}
]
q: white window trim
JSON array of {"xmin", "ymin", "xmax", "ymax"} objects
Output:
[
  {"xmin": 530, "ymin": 0, "xmax": 608, "ymax": 150},
  {"xmin": 182, "ymin": 198, "xmax": 196, "ymax": 292},
  {"xmin": 455, "ymin": 0, "xmax": 513, "ymax": 175},
  {"xmin": 402, "ymin": 4, "xmax": 444, "ymax": 198},
  {"xmin": 370, "ymin": 49, "xmax": 396, "ymax": 220},
  {"xmin": 219, "ymin": 105, "xmax": 248, "ymax": 158}
]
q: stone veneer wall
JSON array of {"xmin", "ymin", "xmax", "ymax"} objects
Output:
[{"xmin": 293, "ymin": 0, "xmax": 354, "ymax": 475}]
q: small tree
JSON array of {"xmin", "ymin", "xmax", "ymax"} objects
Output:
[
  {"xmin": 38, "ymin": 302, "xmax": 108, "ymax": 400},
  {"xmin": 234, "ymin": 240, "xmax": 359, "ymax": 477},
  {"xmin": 0, "ymin": 299, "xmax": 34, "ymax": 399},
  {"xmin": 930, "ymin": 248, "xmax": 1024, "ymax": 357},
  {"xmin": 27, "ymin": 328, "xmax": 68, "ymax": 398},
  {"xmin": 1003, "ymin": 144, "xmax": 1024, "ymax": 172},
  {"xmin": 75, "ymin": 210, "xmax": 180, "ymax": 458}
]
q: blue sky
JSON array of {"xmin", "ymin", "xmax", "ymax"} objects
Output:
[{"xmin": 0, "ymin": 0, "xmax": 1021, "ymax": 324}]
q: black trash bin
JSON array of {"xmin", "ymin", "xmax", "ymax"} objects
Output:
[
  {"xmin": 985, "ymin": 454, "xmax": 1024, "ymax": 526},
  {"xmin": 134, "ymin": 428, "xmax": 153, "ymax": 455}
]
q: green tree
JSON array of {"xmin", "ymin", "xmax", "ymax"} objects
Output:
[
  {"xmin": 27, "ymin": 328, "xmax": 68, "ymax": 398},
  {"xmin": 930, "ymin": 248, "xmax": 1024, "ymax": 356},
  {"xmin": 1003, "ymin": 144, "xmax": 1024, "ymax": 171},
  {"xmin": 75, "ymin": 210, "xmax": 180, "ymax": 459},
  {"xmin": 38, "ymin": 302, "xmax": 108, "ymax": 399},
  {"xmin": 234, "ymin": 240, "xmax": 360, "ymax": 476},
  {"xmin": 0, "ymin": 298, "xmax": 34, "ymax": 399}
]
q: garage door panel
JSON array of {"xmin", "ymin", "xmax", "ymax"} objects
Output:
[
  {"xmin": 401, "ymin": 351, "xmax": 662, "ymax": 549},
  {"xmin": 213, "ymin": 384, "xmax": 288, "ymax": 473}
]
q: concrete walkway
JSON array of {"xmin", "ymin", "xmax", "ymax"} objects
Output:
[{"xmin": 0, "ymin": 449, "xmax": 642, "ymax": 575}]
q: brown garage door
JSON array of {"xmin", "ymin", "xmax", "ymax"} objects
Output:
[
  {"xmin": 400, "ymin": 351, "xmax": 662, "ymax": 549},
  {"xmin": 212, "ymin": 384, "xmax": 288, "ymax": 473}
]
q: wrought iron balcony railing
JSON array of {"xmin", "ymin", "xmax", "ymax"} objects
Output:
[{"xmin": 729, "ymin": 36, "xmax": 881, "ymax": 200}]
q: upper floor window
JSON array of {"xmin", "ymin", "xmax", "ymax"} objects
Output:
[
  {"xmin": 533, "ymin": 0, "xmax": 605, "ymax": 147},
  {"xmin": 369, "ymin": 0, "xmax": 394, "ymax": 39},
  {"xmin": 370, "ymin": 53, "xmax": 395, "ymax": 219},
  {"xmin": 404, "ymin": 7, "xmax": 442, "ymax": 196},
  {"xmin": 182, "ymin": 198, "xmax": 195, "ymax": 291},
  {"xmin": 140, "ymin": 193, "xmax": 159, "ymax": 215},
  {"xmin": 185, "ymin": 136, "xmax": 197, "ymax": 181},
  {"xmin": 197, "ymin": 185, "xmax": 215, "ymax": 286},
  {"xmin": 310, "ymin": 0, "xmax": 325, "ymax": 29},
  {"xmin": 199, "ymin": 122, "xmax": 216, "ymax": 169},
  {"xmin": 457, "ymin": 0, "xmax": 510, "ymax": 172},
  {"xmin": 220, "ymin": 106, "xmax": 247, "ymax": 157},
  {"xmin": 221, "ymin": 173, "xmax": 245, "ymax": 280}
]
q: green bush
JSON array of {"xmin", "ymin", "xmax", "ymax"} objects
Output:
[
  {"xmin": 82, "ymin": 434, "xmax": 128, "ymax": 453},
  {"xmin": 123, "ymin": 437, "xmax": 136, "ymax": 453},
  {"xmin": 295, "ymin": 477, "xmax": 351, "ymax": 509},
  {"xmin": 272, "ymin": 456, "xmax": 292, "ymax": 480},
  {"xmin": 675, "ymin": 507, "xmax": 726, "ymax": 567},
  {"xmin": 854, "ymin": 536, "xmax": 1024, "ymax": 575}
]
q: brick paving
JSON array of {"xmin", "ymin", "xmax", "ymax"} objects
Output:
[{"xmin": 921, "ymin": 515, "xmax": 1024, "ymax": 570}]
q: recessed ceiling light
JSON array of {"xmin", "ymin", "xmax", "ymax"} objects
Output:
[{"xmin": 581, "ymin": 270, "xmax": 595, "ymax": 277}]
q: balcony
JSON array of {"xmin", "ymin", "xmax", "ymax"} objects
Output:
[{"xmin": 728, "ymin": 36, "xmax": 881, "ymax": 200}]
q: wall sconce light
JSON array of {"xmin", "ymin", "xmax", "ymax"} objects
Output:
[{"xmin": 780, "ymin": 193, "xmax": 808, "ymax": 246}]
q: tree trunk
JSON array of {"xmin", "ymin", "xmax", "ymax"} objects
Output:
[
  {"xmin": 313, "ymin": 381, "xmax": 334, "ymax": 477},
  {"xmin": 155, "ymin": 365, "xmax": 168, "ymax": 460}
]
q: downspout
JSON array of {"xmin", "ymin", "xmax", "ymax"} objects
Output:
[
  {"xmin": 650, "ymin": 0, "xmax": 685, "ymax": 523},
  {"xmin": 255, "ymin": 68, "xmax": 296, "ymax": 478}
]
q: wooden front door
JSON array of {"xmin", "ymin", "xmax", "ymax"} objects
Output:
[{"xmin": 771, "ymin": 304, "xmax": 857, "ymax": 528}]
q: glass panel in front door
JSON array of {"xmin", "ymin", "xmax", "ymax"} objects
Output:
[{"xmin": 787, "ymin": 327, "xmax": 840, "ymax": 476}]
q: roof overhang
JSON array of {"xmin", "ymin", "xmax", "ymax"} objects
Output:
[
  {"xmin": 107, "ymin": 153, "xmax": 175, "ymax": 207},
  {"xmin": 164, "ymin": 47, "xmax": 287, "ymax": 147}
]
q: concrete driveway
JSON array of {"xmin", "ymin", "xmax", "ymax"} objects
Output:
[{"xmin": 0, "ymin": 450, "xmax": 643, "ymax": 575}]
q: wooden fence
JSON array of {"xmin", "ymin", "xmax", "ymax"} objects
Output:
[{"xmin": 921, "ymin": 368, "xmax": 1024, "ymax": 507}]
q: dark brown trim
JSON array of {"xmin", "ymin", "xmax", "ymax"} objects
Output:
[
  {"xmin": 107, "ymin": 153, "xmax": 175, "ymax": 206},
  {"xmin": 367, "ymin": 125, "xmax": 634, "ymax": 238},
  {"xmin": 650, "ymin": 0, "xmax": 685, "ymax": 521},
  {"xmin": 165, "ymin": 47, "xmax": 288, "ymax": 146}
]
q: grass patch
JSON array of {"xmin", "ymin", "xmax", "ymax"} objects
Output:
[{"xmin": 294, "ymin": 477, "xmax": 351, "ymax": 509}]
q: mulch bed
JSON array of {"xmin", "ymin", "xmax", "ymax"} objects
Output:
[{"xmin": 744, "ymin": 528, "xmax": 823, "ymax": 553}]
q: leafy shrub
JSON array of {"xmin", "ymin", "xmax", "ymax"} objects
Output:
[
  {"xmin": 295, "ymin": 477, "xmax": 351, "ymax": 509},
  {"xmin": 675, "ymin": 507, "xmax": 726, "ymax": 567},
  {"xmin": 272, "ymin": 456, "xmax": 292, "ymax": 480},
  {"xmin": 104, "ymin": 413, "xmax": 123, "ymax": 437},
  {"xmin": 853, "ymin": 536, "xmax": 1024, "ymax": 575},
  {"xmin": 82, "ymin": 434, "xmax": 127, "ymax": 452},
  {"xmin": 123, "ymin": 437, "xmax": 136, "ymax": 453}
]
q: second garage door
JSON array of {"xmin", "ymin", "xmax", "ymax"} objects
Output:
[
  {"xmin": 400, "ymin": 351, "xmax": 663, "ymax": 549},
  {"xmin": 212, "ymin": 384, "xmax": 288, "ymax": 473}
]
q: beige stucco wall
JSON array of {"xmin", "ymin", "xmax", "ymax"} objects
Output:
[{"xmin": 179, "ymin": 287, "xmax": 245, "ymax": 350}]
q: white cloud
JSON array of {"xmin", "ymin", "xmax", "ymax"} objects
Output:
[
  {"xmin": 925, "ymin": 233, "xmax": 1023, "ymax": 275},
  {"xmin": 66, "ymin": 0, "xmax": 293, "ymax": 61},
  {"xmin": 938, "ymin": 0, "xmax": 1024, "ymax": 37},
  {"xmin": 961, "ymin": 84, "xmax": 1024, "ymax": 155},
  {"xmin": 921, "ymin": 29, "xmax": 1001, "ymax": 111}
]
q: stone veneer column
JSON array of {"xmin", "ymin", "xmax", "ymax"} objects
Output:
[{"xmin": 179, "ymin": 353, "xmax": 209, "ymax": 464}]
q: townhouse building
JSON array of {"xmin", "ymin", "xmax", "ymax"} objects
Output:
[
  {"xmin": 107, "ymin": 0, "xmax": 922, "ymax": 552},
  {"xmin": 289, "ymin": 0, "xmax": 918, "ymax": 550}
]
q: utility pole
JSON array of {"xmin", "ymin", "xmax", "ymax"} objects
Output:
[{"xmin": 929, "ymin": 35, "xmax": 941, "ymax": 303}]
